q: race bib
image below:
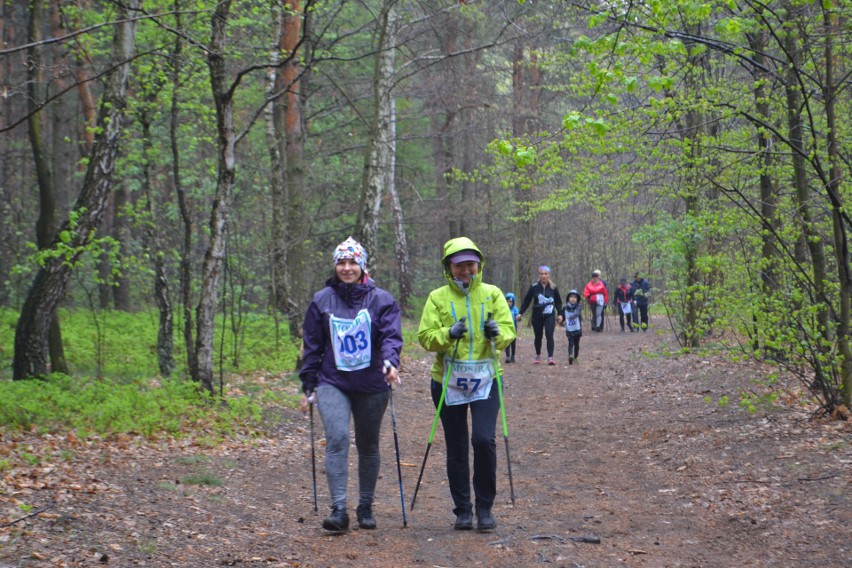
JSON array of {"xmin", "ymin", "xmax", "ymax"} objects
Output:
[
  {"xmin": 444, "ymin": 356, "xmax": 495, "ymax": 406},
  {"xmin": 329, "ymin": 309, "xmax": 372, "ymax": 371},
  {"xmin": 538, "ymin": 293, "xmax": 554, "ymax": 315},
  {"xmin": 565, "ymin": 313, "xmax": 581, "ymax": 332},
  {"xmin": 622, "ymin": 302, "xmax": 632, "ymax": 314},
  {"xmin": 596, "ymin": 294, "xmax": 605, "ymax": 306}
]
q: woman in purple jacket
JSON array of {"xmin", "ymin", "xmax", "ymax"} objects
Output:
[{"xmin": 299, "ymin": 237, "xmax": 403, "ymax": 533}]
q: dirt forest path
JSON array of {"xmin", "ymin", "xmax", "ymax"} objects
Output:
[{"xmin": 2, "ymin": 316, "xmax": 850, "ymax": 567}]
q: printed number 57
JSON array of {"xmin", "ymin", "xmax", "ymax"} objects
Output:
[{"xmin": 457, "ymin": 377, "xmax": 481, "ymax": 395}]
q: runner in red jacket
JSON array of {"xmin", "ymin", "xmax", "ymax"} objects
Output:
[{"xmin": 583, "ymin": 270, "xmax": 608, "ymax": 332}]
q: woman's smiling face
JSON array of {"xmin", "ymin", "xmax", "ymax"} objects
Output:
[
  {"xmin": 450, "ymin": 260, "xmax": 479, "ymax": 284},
  {"xmin": 335, "ymin": 259, "xmax": 362, "ymax": 284}
]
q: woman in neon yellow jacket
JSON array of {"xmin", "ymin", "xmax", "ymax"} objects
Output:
[{"xmin": 418, "ymin": 237, "xmax": 516, "ymax": 532}]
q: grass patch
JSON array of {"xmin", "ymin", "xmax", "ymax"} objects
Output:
[{"xmin": 181, "ymin": 473, "xmax": 223, "ymax": 487}]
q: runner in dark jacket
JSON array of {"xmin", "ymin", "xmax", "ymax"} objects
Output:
[
  {"xmin": 518, "ymin": 266, "xmax": 563, "ymax": 365},
  {"xmin": 630, "ymin": 272, "xmax": 651, "ymax": 331},
  {"xmin": 299, "ymin": 237, "xmax": 403, "ymax": 533}
]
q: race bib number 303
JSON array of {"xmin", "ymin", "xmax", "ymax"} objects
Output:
[
  {"xmin": 330, "ymin": 309, "xmax": 373, "ymax": 371},
  {"xmin": 444, "ymin": 357, "xmax": 496, "ymax": 406}
]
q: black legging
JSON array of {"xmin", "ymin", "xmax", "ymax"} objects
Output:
[
  {"xmin": 567, "ymin": 334, "xmax": 580, "ymax": 359},
  {"xmin": 504, "ymin": 340, "xmax": 516, "ymax": 360},
  {"xmin": 633, "ymin": 303, "xmax": 649, "ymax": 329},
  {"xmin": 532, "ymin": 315, "xmax": 556, "ymax": 357}
]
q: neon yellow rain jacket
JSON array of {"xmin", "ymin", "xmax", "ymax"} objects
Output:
[{"xmin": 418, "ymin": 237, "xmax": 517, "ymax": 384}]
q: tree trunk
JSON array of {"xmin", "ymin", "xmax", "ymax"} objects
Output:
[
  {"xmin": 283, "ymin": 0, "xmax": 308, "ymax": 339},
  {"xmin": 783, "ymin": 15, "xmax": 830, "ymax": 345},
  {"xmin": 14, "ymin": 0, "xmax": 138, "ymax": 379},
  {"xmin": 748, "ymin": 31, "xmax": 780, "ymax": 355},
  {"xmin": 512, "ymin": 42, "xmax": 532, "ymax": 294},
  {"xmin": 97, "ymin": 192, "xmax": 116, "ymax": 309},
  {"xmin": 356, "ymin": 0, "xmax": 397, "ymax": 272},
  {"xmin": 386, "ymin": 91, "xmax": 412, "ymax": 314},
  {"xmin": 268, "ymin": 0, "xmax": 307, "ymax": 347},
  {"xmin": 681, "ymin": 28, "xmax": 705, "ymax": 349},
  {"xmin": 170, "ymin": 2, "xmax": 195, "ymax": 378},
  {"xmin": 193, "ymin": 0, "xmax": 237, "ymax": 394},
  {"xmin": 430, "ymin": 110, "xmax": 454, "ymax": 243},
  {"xmin": 429, "ymin": 9, "xmax": 456, "ymax": 244},
  {"xmin": 112, "ymin": 183, "xmax": 132, "ymax": 311},
  {"xmin": 140, "ymin": 111, "xmax": 175, "ymax": 377},
  {"xmin": 821, "ymin": 6, "xmax": 851, "ymax": 408},
  {"xmin": 25, "ymin": 0, "xmax": 67, "ymax": 376}
]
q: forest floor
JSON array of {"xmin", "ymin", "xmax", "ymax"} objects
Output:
[{"xmin": 1, "ymin": 316, "xmax": 850, "ymax": 568}]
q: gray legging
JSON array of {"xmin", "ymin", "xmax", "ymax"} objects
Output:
[{"xmin": 316, "ymin": 384, "xmax": 389, "ymax": 510}]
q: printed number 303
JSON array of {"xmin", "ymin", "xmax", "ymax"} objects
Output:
[
  {"xmin": 456, "ymin": 377, "xmax": 481, "ymax": 395},
  {"xmin": 339, "ymin": 330, "xmax": 368, "ymax": 354}
]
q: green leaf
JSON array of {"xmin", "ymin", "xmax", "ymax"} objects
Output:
[
  {"xmin": 589, "ymin": 13, "xmax": 607, "ymax": 28},
  {"xmin": 514, "ymin": 146, "xmax": 537, "ymax": 167},
  {"xmin": 562, "ymin": 112, "xmax": 582, "ymax": 130},
  {"xmin": 586, "ymin": 118, "xmax": 608, "ymax": 136}
]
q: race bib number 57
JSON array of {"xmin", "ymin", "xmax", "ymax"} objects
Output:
[
  {"xmin": 330, "ymin": 309, "xmax": 372, "ymax": 371},
  {"xmin": 444, "ymin": 357, "xmax": 495, "ymax": 406}
]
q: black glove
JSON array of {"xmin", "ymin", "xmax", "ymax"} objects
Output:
[
  {"xmin": 449, "ymin": 318, "xmax": 468, "ymax": 340},
  {"xmin": 484, "ymin": 319, "xmax": 500, "ymax": 340}
]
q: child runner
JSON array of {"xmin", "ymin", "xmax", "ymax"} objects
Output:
[
  {"xmin": 504, "ymin": 292, "xmax": 520, "ymax": 363},
  {"xmin": 563, "ymin": 290, "xmax": 583, "ymax": 364},
  {"xmin": 614, "ymin": 278, "xmax": 635, "ymax": 333}
]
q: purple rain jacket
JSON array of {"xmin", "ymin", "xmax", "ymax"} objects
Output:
[{"xmin": 299, "ymin": 277, "xmax": 403, "ymax": 396}]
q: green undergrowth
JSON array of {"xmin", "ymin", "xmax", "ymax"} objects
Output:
[
  {"xmin": 0, "ymin": 373, "xmax": 294, "ymax": 439},
  {"xmin": 0, "ymin": 308, "xmax": 423, "ymax": 439},
  {"xmin": 0, "ymin": 307, "xmax": 301, "ymax": 381}
]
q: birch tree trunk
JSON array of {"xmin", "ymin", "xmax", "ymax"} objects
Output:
[
  {"xmin": 193, "ymin": 0, "xmax": 237, "ymax": 394},
  {"xmin": 356, "ymin": 0, "xmax": 397, "ymax": 272},
  {"xmin": 14, "ymin": 0, "xmax": 138, "ymax": 379},
  {"xmin": 386, "ymin": 93, "xmax": 412, "ymax": 314}
]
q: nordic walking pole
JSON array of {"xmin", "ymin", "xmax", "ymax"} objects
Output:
[
  {"xmin": 308, "ymin": 394, "xmax": 318, "ymax": 512},
  {"xmin": 388, "ymin": 385, "xmax": 407, "ymax": 527},
  {"xmin": 487, "ymin": 313, "xmax": 516, "ymax": 506},
  {"xmin": 410, "ymin": 318, "xmax": 465, "ymax": 511}
]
